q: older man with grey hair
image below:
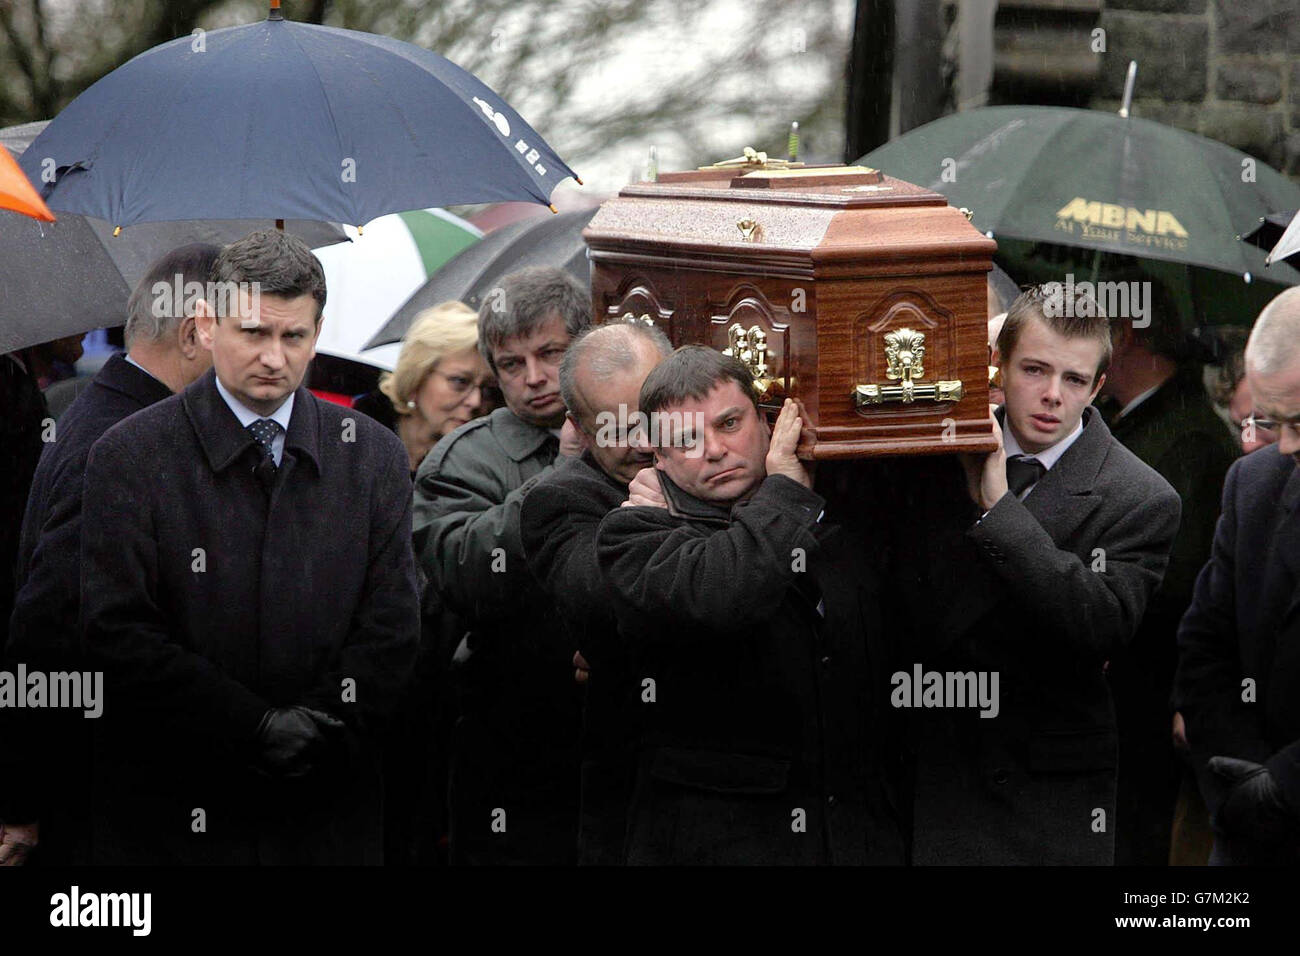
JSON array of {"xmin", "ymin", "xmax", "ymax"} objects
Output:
[
  {"xmin": 1, "ymin": 243, "xmax": 220, "ymax": 866},
  {"xmin": 413, "ymin": 265, "xmax": 593, "ymax": 865},
  {"xmin": 1176, "ymin": 285, "xmax": 1300, "ymax": 866},
  {"xmin": 520, "ymin": 317, "xmax": 671, "ymax": 864}
]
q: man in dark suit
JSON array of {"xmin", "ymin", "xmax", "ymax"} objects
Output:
[
  {"xmin": 906, "ymin": 284, "xmax": 1180, "ymax": 865},
  {"xmin": 595, "ymin": 347, "xmax": 905, "ymax": 866},
  {"xmin": 78, "ymin": 230, "xmax": 418, "ymax": 865},
  {"xmin": 1, "ymin": 244, "xmax": 220, "ymax": 867},
  {"xmin": 520, "ymin": 317, "xmax": 672, "ymax": 865},
  {"xmin": 1096, "ymin": 293, "xmax": 1240, "ymax": 865},
  {"xmin": 412, "ymin": 267, "xmax": 591, "ymax": 865},
  {"xmin": 1176, "ymin": 286, "xmax": 1300, "ymax": 865}
]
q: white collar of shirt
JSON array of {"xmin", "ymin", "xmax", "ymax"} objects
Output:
[
  {"xmin": 214, "ymin": 375, "xmax": 294, "ymax": 466},
  {"xmin": 1001, "ymin": 412, "xmax": 1085, "ymax": 497},
  {"xmin": 124, "ymin": 352, "xmax": 167, "ymax": 388},
  {"xmin": 1114, "ymin": 383, "xmax": 1162, "ymax": 421}
]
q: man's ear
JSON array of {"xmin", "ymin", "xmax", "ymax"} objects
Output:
[
  {"xmin": 177, "ymin": 315, "xmax": 201, "ymax": 360},
  {"xmin": 567, "ymin": 411, "xmax": 594, "ymax": 451},
  {"xmin": 1089, "ymin": 372, "xmax": 1107, "ymax": 404},
  {"xmin": 193, "ymin": 298, "xmax": 216, "ymax": 350}
]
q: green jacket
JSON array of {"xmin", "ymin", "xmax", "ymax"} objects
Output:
[{"xmin": 412, "ymin": 405, "xmax": 559, "ymax": 623}]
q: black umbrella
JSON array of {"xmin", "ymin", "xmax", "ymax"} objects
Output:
[
  {"xmin": 364, "ymin": 208, "xmax": 595, "ymax": 352},
  {"xmin": 1, "ymin": 122, "xmax": 347, "ymax": 354}
]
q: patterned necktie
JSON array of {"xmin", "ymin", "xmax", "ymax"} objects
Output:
[
  {"xmin": 247, "ymin": 418, "xmax": 281, "ymax": 469},
  {"xmin": 1005, "ymin": 454, "xmax": 1046, "ymax": 497}
]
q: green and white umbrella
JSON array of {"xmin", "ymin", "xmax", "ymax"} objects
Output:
[{"xmin": 314, "ymin": 208, "xmax": 481, "ymax": 369}]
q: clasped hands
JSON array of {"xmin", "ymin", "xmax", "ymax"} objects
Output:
[{"xmin": 254, "ymin": 706, "xmax": 347, "ymax": 778}]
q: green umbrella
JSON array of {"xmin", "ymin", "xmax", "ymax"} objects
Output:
[{"xmin": 859, "ymin": 105, "xmax": 1300, "ymax": 286}]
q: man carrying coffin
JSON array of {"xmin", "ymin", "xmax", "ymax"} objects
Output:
[
  {"xmin": 595, "ymin": 346, "xmax": 904, "ymax": 865},
  {"xmin": 520, "ymin": 317, "xmax": 673, "ymax": 865},
  {"xmin": 905, "ymin": 284, "xmax": 1180, "ymax": 864}
]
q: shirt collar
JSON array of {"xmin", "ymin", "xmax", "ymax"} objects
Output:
[
  {"xmin": 124, "ymin": 352, "xmax": 169, "ymax": 390},
  {"xmin": 1114, "ymin": 383, "xmax": 1162, "ymax": 421},
  {"xmin": 1001, "ymin": 409, "xmax": 1085, "ymax": 472},
  {"xmin": 214, "ymin": 374, "xmax": 294, "ymax": 433}
]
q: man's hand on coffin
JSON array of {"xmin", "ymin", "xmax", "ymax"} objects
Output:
[
  {"xmin": 765, "ymin": 399, "xmax": 813, "ymax": 489},
  {"xmin": 959, "ymin": 404, "xmax": 1008, "ymax": 512}
]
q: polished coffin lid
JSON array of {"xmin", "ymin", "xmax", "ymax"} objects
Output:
[{"xmin": 583, "ymin": 164, "xmax": 999, "ymax": 459}]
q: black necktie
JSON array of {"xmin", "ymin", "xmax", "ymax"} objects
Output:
[
  {"xmin": 247, "ymin": 419, "xmax": 281, "ymax": 491},
  {"xmin": 1005, "ymin": 454, "xmax": 1046, "ymax": 498}
]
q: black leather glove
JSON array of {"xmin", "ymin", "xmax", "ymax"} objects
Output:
[
  {"xmin": 1209, "ymin": 756, "xmax": 1298, "ymax": 845},
  {"xmin": 255, "ymin": 706, "xmax": 346, "ymax": 778}
]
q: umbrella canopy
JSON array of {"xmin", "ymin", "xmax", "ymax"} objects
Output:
[
  {"xmin": 0, "ymin": 144, "xmax": 54, "ymax": 222},
  {"xmin": 859, "ymin": 106, "xmax": 1300, "ymax": 284},
  {"xmin": 363, "ymin": 207, "xmax": 595, "ymax": 353},
  {"xmin": 21, "ymin": 6, "xmax": 576, "ymax": 229},
  {"xmin": 1, "ymin": 123, "xmax": 347, "ymax": 354},
  {"xmin": 313, "ymin": 208, "xmax": 482, "ymax": 367}
]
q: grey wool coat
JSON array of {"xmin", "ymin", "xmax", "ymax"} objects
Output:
[{"xmin": 904, "ymin": 407, "xmax": 1180, "ymax": 865}]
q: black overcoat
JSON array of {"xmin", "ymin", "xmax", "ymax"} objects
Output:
[
  {"xmin": 2, "ymin": 354, "xmax": 171, "ymax": 859},
  {"xmin": 79, "ymin": 368, "xmax": 419, "ymax": 865}
]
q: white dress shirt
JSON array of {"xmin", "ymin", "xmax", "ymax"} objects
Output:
[{"xmin": 215, "ymin": 376, "xmax": 294, "ymax": 466}]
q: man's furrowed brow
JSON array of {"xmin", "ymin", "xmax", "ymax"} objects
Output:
[{"xmin": 712, "ymin": 405, "xmax": 744, "ymax": 426}]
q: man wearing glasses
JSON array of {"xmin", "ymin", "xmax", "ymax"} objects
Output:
[{"xmin": 1176, "ymin": 286, "xmax": 1300, "ymax": 864}]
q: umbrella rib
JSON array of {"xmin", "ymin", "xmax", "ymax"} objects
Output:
[{"xmin": 281, "ymin": 23, "xmax": 356, "ymax": 226}]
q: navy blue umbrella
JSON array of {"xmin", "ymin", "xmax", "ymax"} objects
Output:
[{"xmin": 20, "ymin": 2, "xmax": 577, "ymax": 230}]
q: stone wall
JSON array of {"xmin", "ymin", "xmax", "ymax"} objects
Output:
[{"xmin": 1091, "ymin": 0, "xmax": 1299, "ymax": 178}]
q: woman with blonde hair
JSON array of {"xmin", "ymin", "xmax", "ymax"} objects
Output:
[{"xmin": 353, "ymin": 301, "xmax": 496, "ymax": 474}]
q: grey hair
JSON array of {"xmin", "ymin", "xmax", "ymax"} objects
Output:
[
  {"xmin": 477, "ymin": 266, "xmax": 591, "ymax": 370},
  {"xmin": 559, "ymin": 318, "xmax": 672, "ymax": 425},
  {"xmin": 1245, "ymin": 287, "xmax": 1300, "ymax": 377},
  {"xmin": 208, "ymin": 229, "xmax": 327, "ymax": 322},
  {"xmin": 123, "ymin": 243, "xmax": 221, "ymax": 348}
]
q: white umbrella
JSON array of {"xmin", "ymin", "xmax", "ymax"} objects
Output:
[{"xmin": 313, "ymin": 208, "xmax": 481, "ymax": 369}]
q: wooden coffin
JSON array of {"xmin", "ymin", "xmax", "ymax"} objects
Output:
[{"xmin": 583, "ymin": 162, "xmax": 999, "ymax": 459}]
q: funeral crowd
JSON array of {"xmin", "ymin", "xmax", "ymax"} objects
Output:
[{"xmin": 3, "ymin": 227, "xmax": 1300, "ymax": 867}]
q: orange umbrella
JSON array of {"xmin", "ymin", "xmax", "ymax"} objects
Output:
[{"xmin": 0, "ymin": 144, "xmax": 55, "ymax": 222}]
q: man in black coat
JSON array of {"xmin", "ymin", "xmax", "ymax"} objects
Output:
[
  {"xmin": 1176, "ymin": 286, "xmax": 1300, "ymax": 865},
  {"xmin": 1097, "ymin": 308, "xmax": 1240, "ymax": 865},
  {"xmin": 595, "ymin": 347, "xmax": 905, "ymax": 865},
  {"xmin": 1, "ymin": 244, "xmax": 219, "ymax": 866},
  {"xmin": 78, "ymin": 231, "xmax": 418, "ymax": 865},
  {"xmin": 520, "ymin": 318, "xmax": 672, "ymax": 865},
  {"xmin": 905, "ymin": 285, "xmax": 1180, "ymax": 865}
]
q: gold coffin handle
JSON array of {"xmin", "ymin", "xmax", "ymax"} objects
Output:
[
  {"xmin": 854, "ymin": 380, "xmax": 964, "ymax": 407},
  {"xmin": 852, "ymin": 326, "xmax": 963, "ymax": 407}
]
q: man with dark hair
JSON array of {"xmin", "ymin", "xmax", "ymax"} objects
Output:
[
  {"xmin": 77, "ymin": 230, "xmax": 418, "ymax": 864},
  {"xmin": 1, "ymin": 243, "xmax": 220, "ymax": 867},
  {"xmin": 593, "ymin": 346, "xmax": 904, "ymax": 865},
  {"xmin": 1089, "ymin": 280, "xmax": 1240, "ymax": 865},
  {"xmin": 1177, "ymin": 286, "xmax": 1300, "ymax": 865},
  {"xmin": 520, "ymin": 318, "xmax": 671, "ymax": 865},
  {"xmin": 413, "ymin": 266, "xmax": 592, "ymax": 865},
  {"xmin": 905, "ymin": 284, "xmax": 1180, "ymax": 865}
]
